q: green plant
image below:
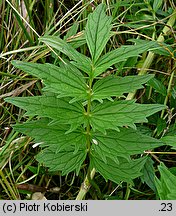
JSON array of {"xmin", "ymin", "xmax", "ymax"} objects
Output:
[
  {"xmin": 5, "ymin": 4, "xmax": 167, "ymax": 200},
  {"xmin": 155, "ymin": 163, "xmax": 176, "ymax": 200}
]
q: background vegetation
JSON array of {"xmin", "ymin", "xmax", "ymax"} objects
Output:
[{"xmin": 0, "ymin": 0, "xmax": 176, "ymax": 200}]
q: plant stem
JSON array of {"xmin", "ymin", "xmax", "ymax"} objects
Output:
[
  {"xmin": 0, "ymin": 169, "xmax": 18, "ymax": 200},
  {"xmin": 76, "ymin": 70, "xmax": 96, "ymax": 200},
  {"xmin": 76, "ymin": 168, "xmax": 96, "ymax": 200},
  {"xmin": 124, "ymin": 183, "xmax": 131, "ymax": 200},
  {"xmin": 86, "ymin": 77, "xmax": 93, "ymax": 151},
  {"xmin": 160, "ymin": 68, "xmax": 175, "ymax": 118}
]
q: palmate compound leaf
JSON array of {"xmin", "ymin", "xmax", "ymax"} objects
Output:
[
  {"xmin": 90, "ymin": 100, "xmax": 166, "ymax": 134},
  {"xmin": 12, "ymin": 118, "xmax": 87, "ymax": 153},
  {"xmin": 5, "ymin": 96, "xmax": 86, "ymax": 132},
  {"xmin": 11, "ymin": 60, "xmax": 88, "ymax": 102},
  {"xmin": 90, "ymin": 151, "xmax": 147, "ymax": 184},
  {"xmin": 85, "ymin": 3, "xmax": 112, "ymax": 63},
  {"xmin": 155, "ymin": 163, "xmax": 176, "ymax": 200},
  {"xmin": 12, "ymin": 119, "xmax": 87, "ymax": 175},
  {"xmin": 39, "ymin": 36, "xmax": 92, "ymax": 75},
  {"xmin": 92, "ymin": 74, "xmax": 154, "ymax": 101},
  {"xmin": 91, "ymin": 127, "xmax": 163, "ymax": 163},
  {"xmin": 93, "ymin": 40, "xmax": 158, "ymax": 77}
]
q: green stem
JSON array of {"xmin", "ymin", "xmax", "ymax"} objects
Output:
[
  {"xmin": 0, "ymin": 169, "xmax": 18, "ymax": 200},
  {"xmin": 0, "ymin": 132, "xmax": 19, "ymax": 157},
  {"xmin": 76, "ymin": 70, "xmax": 97, "ymax": 200},
  {"xmin": 86, "ymin": 77, "xmax": 93, "ymax": 152},
  {"xmin": 160, "ymin": 68, "xmax": 175, "ymax": 118},
  {"xmin": 124, "ymin": 183, "xmax": 131, "ymax": 200},
  {"xmin": 76, "ymin": 168, "xmax": 96, "ymax": 200}
]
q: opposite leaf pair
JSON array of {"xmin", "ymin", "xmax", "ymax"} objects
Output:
[{"xmin": 5, "ymin": 4, "xmax": 166, "ymax": 184}]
